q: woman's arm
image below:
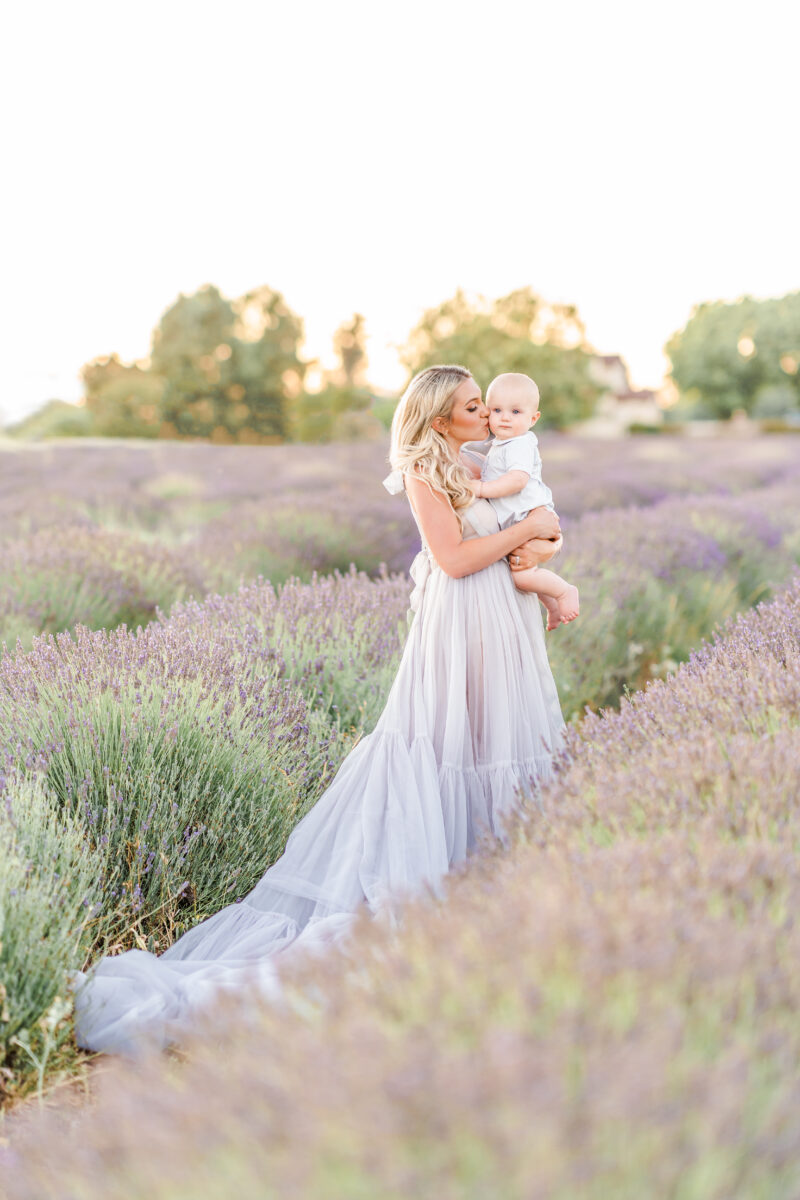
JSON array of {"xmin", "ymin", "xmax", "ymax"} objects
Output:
[{"xmin": 406, "ymin": 475, "xmax": 555, "ymax": 580}]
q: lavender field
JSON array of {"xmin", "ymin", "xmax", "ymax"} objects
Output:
[
  {"xmin": 2, "ymin": 434, "xmax": 800, "ymax": 1195},
  {"xmin": 3, "ymin": 434, "xmax": 800, "ymax": 714}
]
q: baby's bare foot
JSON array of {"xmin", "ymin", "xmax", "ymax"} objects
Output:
[
  {"xmin": 540, "ymin": 595, "xmax": 562, "ymax": 632},
  {"xmin": 556, "ymin": 584, "xmax": 580, "ymax": 625}
]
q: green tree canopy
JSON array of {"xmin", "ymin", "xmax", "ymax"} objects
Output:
[
  {"xmin": 400, "ymin": 287, "xmax": 600, "ymax": 428},
  {"xmin": 151, "ymin": 284, "xmax": 305, "ymax": 442},
  {"xmin": 666, "ymin": 292, "xmax": 800, "ymax": 418}
]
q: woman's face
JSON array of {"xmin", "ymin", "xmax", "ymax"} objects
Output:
[{"xmin": 437, "ymin": 377, "xmax": 489, "ymax": 447}]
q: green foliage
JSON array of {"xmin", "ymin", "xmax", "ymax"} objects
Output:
[
  {"xmin": 547, "ymin": 501, "xmax": 796, "ymax": 718},
  {"xmin": 29, "ymin": 283, "xmax": 311, "ymax": 446},
  {"xmin": 33, "ymin": 680, "xmax": 337, "ymax": 952},
  {"xmin": 82, "ymin": 356, "xmax": 165, "ymax": 437},
  {"xmin": 291, "ymin": 383, "xmax": 377, "ymax": 442},
  {"xmin": 153, "ymin": 284, "xmax": 306, "ymax": 442},
  {"xmin": 666, "ymin": 291, "xmax": 800, "ymax": 418},
  {"xmin": 399, "ymin": 287, "xmax": 601, "ymax": 428},
  {"xmin": 6, "ymin": 400, "xmax": 93, "ymax": 440},
  {"xmin": 291, "ymin": 314, "xmax": 381, "ymax": 442},
  {"xmin": 626, "ymin": 422, "xmax": 665, "ymax": 434},
  {"xmin": 752, "ymin": 382, "xmax": 798, "ymax": 419},
  {"xmin": 548, "ymin": 571, "xmax": 753, "ymax": 718},
  {"xmin": 371, "ymin": 395, "xmax": 397, "ymax": 431},
  {"xmin": 0, "ymin": 776, "xmax": 97, "ymax": 1068}
]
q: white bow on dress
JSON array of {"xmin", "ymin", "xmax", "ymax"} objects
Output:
[{"xmin": 382, "ymin": 469, "xmax": 405, "ymax": 496}]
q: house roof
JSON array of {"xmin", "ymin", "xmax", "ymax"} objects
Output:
[
  {"xmin": 617, "ymin": 389, "xmax": 657, "ymax": 402},
  {"xmin": 592, "ymin": 354, "xmax": 626, "ymax": 367}
]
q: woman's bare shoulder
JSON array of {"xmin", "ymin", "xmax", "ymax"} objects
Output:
[{"xmin": 405, "ymin": 471, "xmax": 453, "ymax": 516}]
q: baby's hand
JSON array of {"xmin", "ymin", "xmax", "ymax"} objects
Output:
[{"xmin": 466, "ymin": 478, "xmax": 482, "ymax": 496}]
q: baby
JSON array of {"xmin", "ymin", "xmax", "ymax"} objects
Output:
[{"xmin": 468, "ymin": 372, "xmax": 580, "ymax": 631}]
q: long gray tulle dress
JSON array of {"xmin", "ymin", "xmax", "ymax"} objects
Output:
[{"xmin": 73, "ymin": 479, "xmax": 565, "ymax": 1055}]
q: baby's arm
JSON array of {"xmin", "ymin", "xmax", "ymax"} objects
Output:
[{"xmin": 467, "ymin": 469, "xmax": 530, "ymax": 499}]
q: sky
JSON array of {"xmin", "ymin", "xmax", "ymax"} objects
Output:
[{"xmin": 2, "ymin": 0, "xmax": 798, "ymax": 424}]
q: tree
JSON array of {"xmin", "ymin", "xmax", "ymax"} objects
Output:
[
  {"xmin": 666, "ymin": 292, "xmax": 800, "ymax": 418},
  {"xmin": 229, "ymin": 286, "xmax": 307, "ymax": 442},
  {"xmin": 81, "ymin": 355, "xmax": 164, "ymax": 438},
  {"xmin": 151, "ymin": 284, "xmax": 305, "ymax": 442},
  {"xmin": 400, "ymin": 288, "xmax": 599, "ymax": 428},
  {"xmin": 150, "ymin": 285, "xmax": 236, "ymax": 440}
]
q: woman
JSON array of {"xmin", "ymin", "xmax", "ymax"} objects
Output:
[{"xmin": 74, "ymin": 365, "xmax": 564, "ymax": 1056}]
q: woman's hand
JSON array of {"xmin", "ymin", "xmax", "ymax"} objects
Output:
[
  {"xmin": 509, "ymin": 508, "xmax": 563, "ymax": 571},
  {"xmin": 509, "ymin": 536, "xmax": 563, "ymax": 571}
]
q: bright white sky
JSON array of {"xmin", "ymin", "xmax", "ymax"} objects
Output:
[{"xmin": 2, "ymin": 0, "xmax": 798, "ymax": 424}]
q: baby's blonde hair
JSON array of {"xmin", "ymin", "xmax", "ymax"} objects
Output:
[
  {"xmin": 389, "ymin": 364, "xmax": 475, "ymax": 517},
  {"xmin": 486, "ymin": 372, "xmax": 540, "ymax": 410}
]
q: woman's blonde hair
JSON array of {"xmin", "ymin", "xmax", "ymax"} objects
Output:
[{"xmin": 389, "ymin": 364, "xmax": 475, "ymax": 517}]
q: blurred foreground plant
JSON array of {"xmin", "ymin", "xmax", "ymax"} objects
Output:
[{"xmin": 0, "ymin": 777, "xmax": 97, "ymax": 1094}]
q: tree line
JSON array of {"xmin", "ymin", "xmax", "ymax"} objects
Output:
[
  {"xmin": 10, "ymin": 285, "xmax": 602, "ymax": 442},
  {"xmin": 10, "ymin": 286, "xmax": 800, "ymax": 441}
]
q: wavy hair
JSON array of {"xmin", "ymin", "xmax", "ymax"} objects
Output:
[{"xmin": 389, "ymin": 364, "xmax": 476, "ymax": 518}]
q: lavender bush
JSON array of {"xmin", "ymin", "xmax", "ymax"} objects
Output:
[
  {"xmin": 0, "ymin": 619, "xmax": 347, "ymax": 961},
  {"xmin": 0, "ymin": 776, "xmax": 98, "ymax": 1074},
  {"xmin": 162, "ymin": 569, "xmax": 409, "ymax": 730},
  {"xmin": 5, "ymin": 579, "xmax": 800, "ymax": 1194},
  {"xmin": 0, "ymin": 526, "xmax": 207, "ymax": 651},
  {"xmin": 545, "ymin": 479, "xmax": 800, "ymax": 713},
  {"xmin": 534, "ymin": 571, "xmax": 800, "ymax": 845}
]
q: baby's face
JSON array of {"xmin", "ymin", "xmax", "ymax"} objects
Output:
[{"xmin": 487, "ymin": 392, "xmax": 539, "ymax": 439}]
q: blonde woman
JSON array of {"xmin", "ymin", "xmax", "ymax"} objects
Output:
[{"xmin": 74, "ymin": 365, "xmax": 565, "ymax": 1056}]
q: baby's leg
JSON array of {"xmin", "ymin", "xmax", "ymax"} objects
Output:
[{"xmin": 513, "ymin": 566, "xmax": 580, "ymax": 631}]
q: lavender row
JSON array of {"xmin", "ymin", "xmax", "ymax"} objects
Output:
[
  {"xmin": 3, "ymin": 436, "xmax": 800, "ymax": 541},
  {"xmin": 547, "ymin": 477, "xmax": 800, "ymax": 712},
  {"xmin": 4, "ymin": 434, "xmax": 800, "ymax": 651}
]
